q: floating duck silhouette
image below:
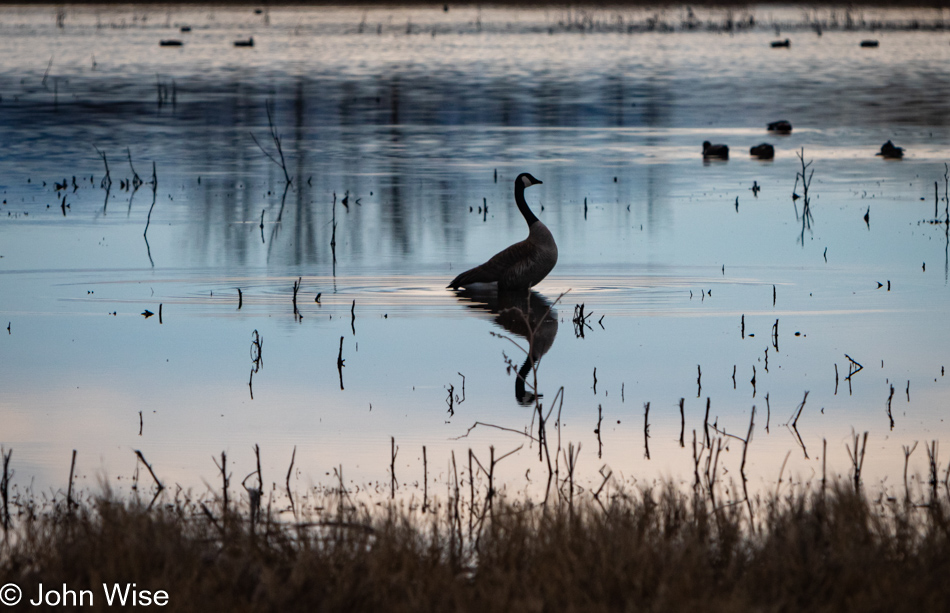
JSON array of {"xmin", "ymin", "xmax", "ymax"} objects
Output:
[
  {"xmin": 877, "ymin": 140, "xmax": 904, "ymax": 159},
  {"xmin": 767, "ymin": 120, "xmax": 792, "ymax": 134},
  {"xmin": 771, "ymin": 39, "xmax": 791, "ymax": 48},
  {"xmin": 234, "ymin": 37, "xmax": 254, "ymax": 47},
  {"xmin": 159, "ymin": 40, "xmax": 183, "ymax": 47},
  {"xmin": 860, "ymin": 40, "xmax": 879, "ymax": 48},
  {"xmin": 750, "ymin": 143, "xmax": 775, "ymax": 159},
  {"xmin": 448, "ymin": 173, "xmax": 556, "ymax": 291},
  {"xmin": 702, "ymin": 141, "xmax": 729, "ymax": 160}
]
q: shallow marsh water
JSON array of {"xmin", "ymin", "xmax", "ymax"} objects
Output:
[{"xmin": 2, "ymin": 5, "xmax": 950, "ymax": 505}]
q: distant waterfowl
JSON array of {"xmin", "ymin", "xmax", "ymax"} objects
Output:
[
  {"xmin": 159, "ymin": 39, "xmax": 183, "ymax": 47},
  {"xmin": 768, "ymin": 120, "xmax": 792, "ymax": 134},
  {"xmin": 702, "ymin": 141, "xmax": 729, "ymax": 160},
  {"xmin": 771, "ymin": 39, "xmax": 791, "ymax": 48},
  {"xmin": 180, "ymin": 26, "xmax": 192, "ymax": 33},
  {"xmin": 860, "ymin": 40, "xmax": 879, "ymax": 48},
  {"xmin": 448, "ymin": 173, "xmax": 557, "ymax": 291},
  {"xmin": 234, "ymin": 37, "xmax": 254, "ymax": 47},
  {"xmin": 750, "ymin": 143, "xmax": 775, "ymax": 159},
  {"xmin": 877, "ymin": 140, "xmax": 904, "ymax": 159}
]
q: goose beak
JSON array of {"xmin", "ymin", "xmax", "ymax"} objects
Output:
[{"xmin": 534, "ymin": 178, "xmax": 543, "ymax": 185}]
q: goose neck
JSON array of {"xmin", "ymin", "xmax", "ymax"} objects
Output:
[{"xmin": 515, "ymin": 183, "xmax": 539, "ymax": 227}]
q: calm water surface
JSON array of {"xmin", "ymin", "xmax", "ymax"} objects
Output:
[{"xmin": 2, "ymin": 5, "xmax": 950, "ymax": 503}]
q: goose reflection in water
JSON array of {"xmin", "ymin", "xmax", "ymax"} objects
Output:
[{"xmin": 453, "ymin": 287, "xmax": 558, "ymax": 406}]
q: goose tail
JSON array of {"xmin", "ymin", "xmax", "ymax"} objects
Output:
[{"xmin": 448, "ymin": 264, "xmax": 495, "ymax": 289}]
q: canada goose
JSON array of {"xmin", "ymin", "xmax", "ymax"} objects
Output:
[
  {"xmin": 702, "ymin": 141, "xmax": 729, "ymax": 160},
  {"xmin": 454, "ymin": 287, "xmax": 558, "ymax": 406},
  {"xmin": 860, "ymin": 40, "xmax": 879, "ymax": 48},
  {"xmin": 750, "ymin": 143, "xmax": 775, "ymax": 159},
  {"xmin": 159, "ymin": 39, "xmax": 183, "ymax": 47},
  {"xmin": 877, "ymin": 140, "xmax": 904, "ymax": 159},
  {"xmin": 771, "ymin": 39, "xmax": 790, "ymax": 48},
  {"xmin": 448, "ymin": 173, "xmax": 557, "ymax": 291},
  {"xmin": 234, "ymin": 37, "xmax": 254, "ymax": 47},
  {"xmin": 767, "ymin": 120, "xmax": 793, "ymax": 134}
]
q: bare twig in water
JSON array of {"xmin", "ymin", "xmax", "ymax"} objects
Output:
[
  {"xmin": 678, "ymin": 398, "xmax": 685, "ymax": 448},
  {"xmin": 886, "ymin": 384, "xmax": 895, "ymax": 430},
  {"xmin": 927, "ymin": 441, "xmax": 940, "ymax": 504},
  {"xmin": 134, "ymin": 450, "xmax": 164, "ymax": 496},
  {"xmin": 212, "ymin": 451, "xmax": 231, "ymax": 517},
  {"xmin": 292, "ymin": 277, "xmax": 301, "ymax": 321},
  {"xmin": 595, "ymin": 404, "xmax": 603, "ymax": 459},
  {"xmin": 390, "ymin": 437, "xmax": 398, "ymax": 500},
  {"xmin": 127, "ymin": 148, "xmax": 143, "ymax": 189},
  {"xmin": 0, "ymin": 447, "xmax": 11, "ymax": 533},
  {"xmin": 67, "ymin": 449, "xmax": 77, "ymax": 513},
  {"xmin": 94, "ymin": 145, "xmax": 112, "ymax": 190},
  {"xmin": 250, "ymin": 100, "xmax": 292, "ymax": 184},
  {"xmin": 249, "ymin": 330, "xmax": 263, "ymax": 399},
  {"xmin": 337, "ymin": 336, "xmax": 345, "ymax": 390},
  {"xmin": 739, "ymin": 406, "xmax": 756, "ymax": 528},
  {"xmin": 795, "ymin": 148, "xmax": 815, "ymax": 244},
  {"xmin": 643, "ymin": 402, "xmax": 651, "ymax": 460},
  {"xmin": 790, "ymin": 390, "xmax": 808, "ymax": 428},
  {"xmin": 422, "ymin": 446, "xmax": 428, "ymax": 513},
  {"xmin": 846, "ymin": 431, "xmax": 869, "ymax": 493},
  {"xmin": 285, "ymin": 446, "xmax": 297, "ymax": 519},
  {"xmin": 241, "ymin": 444, "xmax": 264, "ymax": 530},
  {"xmin": 903, "ymin": 441, "xmax": 918, "ymax": 503}
]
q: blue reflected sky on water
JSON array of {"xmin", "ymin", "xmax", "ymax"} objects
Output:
[{"xmin": 1, "ymin": 5, "xmax": 950, "ymax": 499}]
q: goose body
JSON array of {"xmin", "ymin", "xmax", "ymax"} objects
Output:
[{"xmin": 448, "ymin": 173, "xmax": 557, "ymax": 291}]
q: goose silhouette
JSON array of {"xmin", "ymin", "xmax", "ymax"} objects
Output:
[{"xmin": 448, "ymin": 173, "xmax": 557, "ymax": 291}]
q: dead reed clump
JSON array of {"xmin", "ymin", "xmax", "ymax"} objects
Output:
[{"xmin": 2, "ymin": 482, "xmax": 950, "ymax": 612}]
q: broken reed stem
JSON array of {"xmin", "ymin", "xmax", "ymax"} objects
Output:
[
  {"xmin": 679, "ymin": 398, "xmax": 685, "ymax": 448},
  {"xmin": 94, "ymin": 145, "xmax": 112, "ymax": 190},
  {"xmin": 127, "ymin": 147, "xmax": 142, "ymax": 189},
  {"xmin": 643, "ymin": 402, "xmax": 651, "ymax": 460},
  {"xmin": 791, "ymin": 391, "xmax": 808, "ymax": 428},
  {"xmin": 1, "ymin": 447, "xmax": 11, "ymax": 533},
  {"xmin": 292, "ymin": 277, "xmax": 301, "ymax": 319},
  {"xmin": 422, "ymin": 446, "xmax": 428, "ymax": 513},
  {"xmin": 337, "ymin": 336, "xmax": 345, "ymax": 390},
  {"xmin": 927, "ymin": 441, "xmax": 939, "ymax": 503},
  {"xmin": 390, "ymin": 437, "xmax": 398, "ymax": 500},
  {"xmin": 67, "ymin": 449, "xmax": 77, "ymax": 513},
  {"xmin": 886, "ymin": 384, "xmax": 896, "ymax": 430},
  {"xmin": 847, "ymin": 431, "xmax": 869, "ymax": 493},
  {"xmin": 285, "ymin": 445, "xmax": 296, "ymax": 519},
  {"xmin": 213, "ymin": 451, "xmax": 230, "ymax": 518},
  {"xmin": 740, "ymin": 405, "xmax": 756, "ymax": 529},
  {"xmin": 134, "ymin": 450, "xmax": 164, "ymax": 493},
  {"xmin": 903, "ymin": 441, "xmax": 918, "ymax": 503},
  {"xmin": 703, "ymin": 397, "xmax": 711, "ymax": 448}
]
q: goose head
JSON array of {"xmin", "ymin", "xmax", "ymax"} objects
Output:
[{"xmin": 517, "ymin": 173, "xmax": 543, "ymax": 189}]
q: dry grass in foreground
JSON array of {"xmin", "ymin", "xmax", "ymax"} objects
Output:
[{"xmin": 1, "ymin": 479, "xmax": 950, "ymax": 612}]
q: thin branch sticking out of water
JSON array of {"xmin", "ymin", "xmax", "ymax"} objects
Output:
[
  {"xmin": 250, "ymin": 100, "xmax": 292, "ymax": 185},
  {"xmin": 794, "ymin": 148, "xmax": 815, "ymax": 245}
]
